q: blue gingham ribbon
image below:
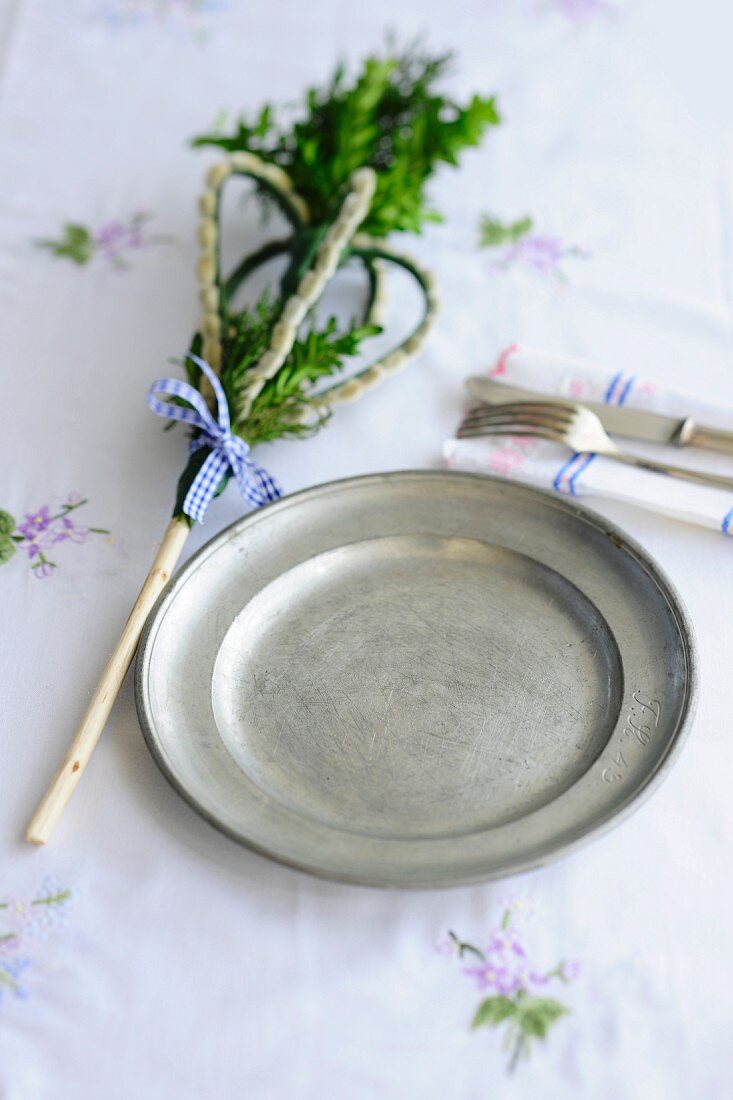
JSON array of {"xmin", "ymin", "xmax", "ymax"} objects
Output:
[{"xmin": 147, "ymin": 355, "xmax": 281, "ymax": 524}]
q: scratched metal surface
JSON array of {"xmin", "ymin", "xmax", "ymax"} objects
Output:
[{"xmin": 135, "ymin": 471, "xmax": 697, "ymax": 887}]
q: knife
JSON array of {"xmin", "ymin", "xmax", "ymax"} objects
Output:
[{"xmin": 466, "ymin": 377, "xmax": 733, "ymax": 455}]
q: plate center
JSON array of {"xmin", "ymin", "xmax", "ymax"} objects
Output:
[{"xmin": 211, "ymin": 535, "xmax": 622, "ymax": 839}]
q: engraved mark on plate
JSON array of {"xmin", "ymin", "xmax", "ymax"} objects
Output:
[{"xmin": 602, "ymin": 690, "xmax": 661, "ymax": 784}]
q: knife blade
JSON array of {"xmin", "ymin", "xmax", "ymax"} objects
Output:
[{"xmin": 465, "ymin": 377, "xmax": 733, "ymax": 455}]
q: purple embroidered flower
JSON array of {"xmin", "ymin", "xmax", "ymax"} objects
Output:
[
  {"xmin": 465, "ymin": 936, "xmax": 550, "ymax": 997},
  {"xmin": 497, "ymin": 235, "xmax": 588, "ymax": 278},
  {"xmin": 443, "ymin": 903, "xmax": 578, "ymax": 1073},
  {"xmin": 96, "ymin": 220, "xmax": 126, "ymax": 250},
  {"xmin": 485, "ymin": 929, "xmax": 526, "ymax": 959},
  {"xmin": 93, "ymin": 213, "xmax": 156, "ymax": 269},
  {"xmin": 26, "ymin": 531, "xmax": 57, "ymax": 558},
  {"xmin": 0, "ymin": 881, "xmax": 73, "ymax": 1009},
  {"xmin": 32, "ymin": 560, "xmax": 55, "ymax": 579},
  {"xmin": 51, "ymin": 517, "xmax": 89, "ymax": 545},
  {"xmin": 479, "ymin": 213, "xmax": 588, "ymax": 281},
  {"xmin": 0, "ymin": 935, "xmax": 20, "ymax": 956},
  {"xmin": 464, "ymin": 962, "xmax": 520, "ymax": 996},
  {"xmin": 1, "ymin": 495, "xmax": 109, "ymax": 580},
  {"xmin": 18, "ymin": 506, "xmax": 51, "ymax": 540},
  {"xmin": 516, "ymin": 965, "xmax": 551, "ymax": 991},
  {"xmin": 36, "ymin": 213, "xmax": 171, "ymax": 270},
  {"xmin": 95, "ymin": 0, "xmax": 226, "ymax": 38}
]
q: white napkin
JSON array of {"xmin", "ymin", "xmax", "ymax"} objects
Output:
[{"xmin": 444, "ymin": 344, "xmax": 733, "ymax": 536}]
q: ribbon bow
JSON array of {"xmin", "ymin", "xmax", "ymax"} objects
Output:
[{"xmin": 147, "ymin": 355, "xmax": 281, "ymax": 524}]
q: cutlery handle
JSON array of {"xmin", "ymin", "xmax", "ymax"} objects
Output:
[
  {"xmin": 612, "ymin": 449, "xmax": 733, "ymax": 491},
  {"xmin": 687, "ymin": 424, "xmax": 733, "ymax": 456},
  {"xmin": 24, "ymin": 516, "xmax": 190, "ymax": 845}
]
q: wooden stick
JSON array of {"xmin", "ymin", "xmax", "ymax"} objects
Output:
[{"xmin": 25, "ymin": 515, "xmax": 190, "ymax": 845}]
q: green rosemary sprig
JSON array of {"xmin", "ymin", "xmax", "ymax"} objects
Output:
[
  {"xmin": 172, "ymin": 293, "xmax": 379, "ymax": 514},
  {"xmin": 240, "ymin": 315, "xmax": 381, "ymax": 444},
  {"xmin": 189, "ymin": 291, "xmax": 380, "ymax": 445}
]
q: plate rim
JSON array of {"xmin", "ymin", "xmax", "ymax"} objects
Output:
[{"xmin": 135, "ymin": 469, "xmax": 698, "ymax": 888}]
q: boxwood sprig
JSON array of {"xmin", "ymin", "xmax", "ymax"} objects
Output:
[{"xmin": 192, "ymin": 46, "xmax": 499, "ymax": 239}]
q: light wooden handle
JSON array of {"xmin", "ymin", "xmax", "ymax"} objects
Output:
[{"xmin": 25, "ymin": 515, "xmax": 190, "ymax": 845}]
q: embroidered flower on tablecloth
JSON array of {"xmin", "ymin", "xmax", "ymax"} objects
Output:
[
  {"xmin": 0, "ymin": 879, "xmax": 73, "ymax": 1006},
  {"xmin": 0, "ymin": 494, "xmax": 110, "ymax": 579},
  {"xmin": 439, "ymin": 900, "xmax": 579, "ymax": 1072},
  {"xmin": 479, "ymin": 213, "xmax": 588, "ymax": 281},
  {"xmin": 35, "ymin": 212, "xmax": 172, "ymax": 271},
  {"xmin": 94, "ymin": 0, "xmax": 226, "ymax": 37},
  {"xmin": 544, "ymin": 0, "xmax": 618, "ymax": 22}
]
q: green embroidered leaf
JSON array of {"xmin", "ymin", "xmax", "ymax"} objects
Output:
[
  {"xmin": 479, "ymin": 213, "xmax": 533, "ymax": 249},
  {"xmin": 32, "ymin": 889, "xmax": 72, "ymax": 906},
  {"xmin": 0, "ymin": 510, "xmax": 15, "ymax": 535},
  {"xmin": 508, "ymin": 216, "xmax": 533, "ymax": 242},
  {"xmin": 517, "ymin": 997, "xmax": 570, "ymax": 1040},
  {"xmin": 472, "ymin": 996, "xmax": 518, "ymax": 1029},
  {"xmin": 0, "ymin": 536, "xmax": 16, "ymax": 565},
  {"xmin": 192, "ymin": 44, "xmax": 500, "ymax": 238},
  {"xmin": 35, "ymin": 223, "xmax": 94, "ymax": 265}
]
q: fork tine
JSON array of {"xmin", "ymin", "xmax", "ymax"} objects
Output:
[
  {"xmin": 461, "ymin": 401, "xmax": 574, "ymax": 424},
  {"xmin": 459, "ymin": 411, "xmax": 573, "ymax": 436},
  {"xmin": 457, "ymin": 400, "xmax": 580, "ymax": 446},
  {"xmin": 456, "ymin": 422, "xmax": 565, "ymax": 443},
  {"xmin": 460, "ymin": 410, "xmax": 572, "ymax": 431},
  {"xmin": 458, "ymin": 420, "xmax": 564, "ymax": 439},
  {"xmin": 477, "ymin": 397, "xmax": 579, "ymax": 415},
  {"xmin": 465, "ymin": 399, "xmax": 577, "ymax": 415}
]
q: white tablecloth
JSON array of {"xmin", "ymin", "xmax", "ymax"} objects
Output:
[{"xmin": 2, "ymin": 1, "xmax": 732, "ymax": 1096}]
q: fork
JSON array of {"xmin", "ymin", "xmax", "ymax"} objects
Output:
[{"xmin": 458, "ymin": 400, "xmax": 733, "ymax": 491}]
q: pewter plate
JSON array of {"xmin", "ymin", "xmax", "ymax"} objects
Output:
[{"xmin": 136, "ymin": 471, "xmax": 696, "ymax": 887}]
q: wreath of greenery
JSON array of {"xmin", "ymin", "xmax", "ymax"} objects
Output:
[{"xmin": 173, "ymin": 45, "xmax": 499, "ymax": 517}]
